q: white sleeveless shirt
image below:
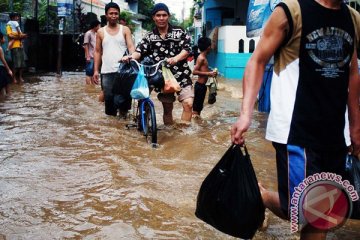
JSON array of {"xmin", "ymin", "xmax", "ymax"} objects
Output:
[{"xmin": 101, "ymin": 25, "xmax": 127, "ymax": 73}]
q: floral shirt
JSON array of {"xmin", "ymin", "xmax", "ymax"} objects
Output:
[{"xmin": 135, "ymin": 24, "xmax": 192, "ymax": 88}]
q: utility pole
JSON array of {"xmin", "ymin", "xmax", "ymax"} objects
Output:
[
  {"xmin": 182, "ymin": 0, "xmax": 185, "ymax": 26},
  {"xmin": 56, "ymin": 17, "xmax": 64, "ymax": 76},
  {"xmin": 46, "ymin": 0, "xmax": 50, "ymax": 33},
  {"xmin": 9, "ymin": 0, "xmax": 13, "ymax": 12}
]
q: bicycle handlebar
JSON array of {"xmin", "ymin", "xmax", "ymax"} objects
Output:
[{"xmin": 130, "ymin": 58, "xmax": 167, "ymax": 77}]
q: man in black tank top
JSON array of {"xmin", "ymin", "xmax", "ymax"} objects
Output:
[{"xmin": 231, "ymin": 0, "xmax": 360, "ymax": 239}]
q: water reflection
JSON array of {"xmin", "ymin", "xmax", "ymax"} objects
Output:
[{"xmin": 0, "ymin": 73, "xmax": 359, "ymax": 239}]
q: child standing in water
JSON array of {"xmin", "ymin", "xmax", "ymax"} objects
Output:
[
  {"xmin": 0, "ymin": 32, "xmax": 13, "ymax": 96},
  {"xmin": 192, "ymin": 37, "xmax": 217, "ymax": 118}
]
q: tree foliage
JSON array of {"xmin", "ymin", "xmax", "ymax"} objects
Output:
[
  {"xmin": 37, "ymin": 0, "xmax": 58, "ymax": 33},
  {"xmin": 119, "ymin": 11, "xmax": 136, "ymax": 33},
  {"xmin": 0, "ymin": 0, "xmax": 25, "ymax": 15},
  {"xmin": 138, "ymin": 0, "xmax": 155, "ymax": 31}
]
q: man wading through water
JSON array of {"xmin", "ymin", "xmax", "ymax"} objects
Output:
[
  {"xmin": 93, "ymin": 2, "xmax": 135, "ymax": 116},
  {"xmin": 231, "ymin": 0, "xmax": 360, "ymax": 239},
  {"xmin": 123, "ymin": 3, "xmax": 194, "ymax": 125}
]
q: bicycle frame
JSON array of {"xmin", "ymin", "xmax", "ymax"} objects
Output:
[
  {"xmin": 140, "ymin": 98, "xmax": 155, "ymax": 130},
  {"xmin": 125, "ymin": 58, "xmax": 166, "ymax": 147}
]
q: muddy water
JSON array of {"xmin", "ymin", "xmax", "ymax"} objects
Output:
[{"xmin": 0, "ymin": 73, "xmax": 359, "ymax": 239}]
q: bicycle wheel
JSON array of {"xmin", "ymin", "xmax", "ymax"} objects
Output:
[{"xmin": 142, "ymin": 100, "xmax": 157, "ymax": 145}]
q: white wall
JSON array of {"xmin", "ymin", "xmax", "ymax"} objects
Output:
[{"xmin": 218, "ymin": 26, "xmax": 260, "ymax": 53}]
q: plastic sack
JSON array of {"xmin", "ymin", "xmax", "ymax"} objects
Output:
[
  {"xmin": 195, "ymin": 144, "xmax": 265, "ymax": 239},
  {"xmin": 137, "ymin": 57, "xmax": 165, "ymax": 90},
  {"xmin": 207, "ymin": 77, "xmax": 217, "ymax": 104},
  {"xmin": 114, "ymin": 62, "xmax": 138, "ymax": 96},
  {"xmin": 162, "ymin": 66, "xmax": 181, "ymax": 93},
  {"xmin": 148, "ymin": 70, "xmax": 164, "ymax": 90},
  {"xmin": 345, "ymin": 154, "xmax": 360, "ymax": 219},
  {"xmin": 130, "ymin": 65, "xmax": 149, "ymax": 99}
]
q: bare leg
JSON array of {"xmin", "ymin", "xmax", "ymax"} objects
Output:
[
  {"xmin": 19, "ymin": 69, "xmax": 24, "ymax": 82},
  {"xmin": 98, "ymin": 90, "xmax": 104, "ymax": 102},
  {"xmin": 5, "ymin": 85, "xmax": 10, "ymax": 96},
  {"xmin": 13, "ymin": 69, "xmax": 18, "ymax": 84},
  {"xmin": 300, "ymin": 224, "xmax": 327, "ymax": 240},
  {"xmin": 259, "ymin": 183, "xmax": 288, "ymax": 220},
  {"xmin": 162, "ymin": 102, "xmax": 174, "ymax": 125},
  {"xmin": 86, "ymin": 76, "xmax": 92, "ymax": 84},
  {"xmin": 181, "ymin": 98, "xmax": 193, "ymax": 122}
]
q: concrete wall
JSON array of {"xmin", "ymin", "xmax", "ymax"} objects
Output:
[{"xmin": 208, "ymin": 25, "xmax": 259, "ymax": 80}]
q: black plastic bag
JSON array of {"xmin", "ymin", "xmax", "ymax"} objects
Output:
[
  {"xmin": 345, "ymin": 154, "xmax": 360, "ymax": 219},
  {"xmin": 114, "ymin": 62, "xmax": 138, "ymax": 97},
  {"xmin": 207, "ymin": 77, "xmax": 217, "ymax": 104},
  {"xmin": 141, "ymin": 57, "xmax": 164, "ymax": 90},
  {"xmin": 195, "ymin": 144, "xmax": 265, "ymax": 239},
  {"xmin": 148, "ymin": 70, "xmax": 164, "ymax": 90},
  {"xmin": 112, "ymin": 62, "xmax": 138, "ymax": 111}
]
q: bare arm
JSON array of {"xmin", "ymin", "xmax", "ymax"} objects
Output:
[
  {"xmin": 0, "ymin": 48, "xmax": 12, "ymax": 77},
  {"xmin": 7, "ymin": 26, "xmax": 26, "ymax": 39},
  {"xmin": 84, "ymin": 44, "xmax": 90, "ymax": 62},
  {"xmin": 93, "ymin": 28, "xmax": 103, "ymax": 84},
  {"xmin": 124, "ymin": 26, "xmax": 135, "ymax": 54},
  {"xmin": 348, "ymin": 50, "xmax": 360, "ymax": 155},
  {"xmin": 231, "ymin": 6, "xmax": 289, "ymax": 144}
]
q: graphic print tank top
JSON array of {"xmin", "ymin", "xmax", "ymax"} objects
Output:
[{"xmin": 266, "ymin": 0, "xmax": 357, "ymax": 149}]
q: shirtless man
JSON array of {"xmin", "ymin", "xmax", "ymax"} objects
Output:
[{"xmin": 192, "ymin": 37, "xmax": 217, "ymax": 117}]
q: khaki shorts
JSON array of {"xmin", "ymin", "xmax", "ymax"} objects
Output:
[{"xmin": 157, "ymin": 85, "xmax": 194, "ymax": 103}]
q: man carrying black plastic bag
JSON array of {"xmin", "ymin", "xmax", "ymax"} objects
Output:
[
  {"xmin": 231, "ymin": 0, "xmax": 360, "ymax": 239},
  {"xmin": 195, "ymin": 144, "xmax": 265, "ymax": 239}
]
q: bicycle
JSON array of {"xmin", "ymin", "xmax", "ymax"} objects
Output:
[{"xmin": 125, "ymin": 58, "xmax": 167, "ymax": 147}]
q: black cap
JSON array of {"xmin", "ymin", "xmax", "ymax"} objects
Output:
[{"xmin": 151, "ymin": 3, "xmax": 170, "ymax": 16}]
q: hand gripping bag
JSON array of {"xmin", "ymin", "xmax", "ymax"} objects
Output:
[
  {"xmin": 345, "ymin": 154, "xmax": 360, "ymax": 219},
  {"xmin": 195, "ymin": 144, "xmax": 265, "ymax": 239},
  {"xmin": 130, "ymin": 65, "xmax": 149, "ymax": 99}
]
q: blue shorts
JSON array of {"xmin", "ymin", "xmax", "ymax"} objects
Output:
[
  {"xmin": 272, "ymin": 142, "xmax": 347, "ymax": 218},
  {"xmin": 85, "ymin": 59, "xmax": 94, "ymax": 76}
]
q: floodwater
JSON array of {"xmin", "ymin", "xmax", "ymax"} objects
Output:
[{"xmin": 0, "ymin": 73, "xmax": 359, "ymax": 239}]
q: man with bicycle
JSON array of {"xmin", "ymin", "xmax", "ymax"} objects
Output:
[{"xmin": 123, "ymin": 3, "xmax": 193, "ymax": 125}]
